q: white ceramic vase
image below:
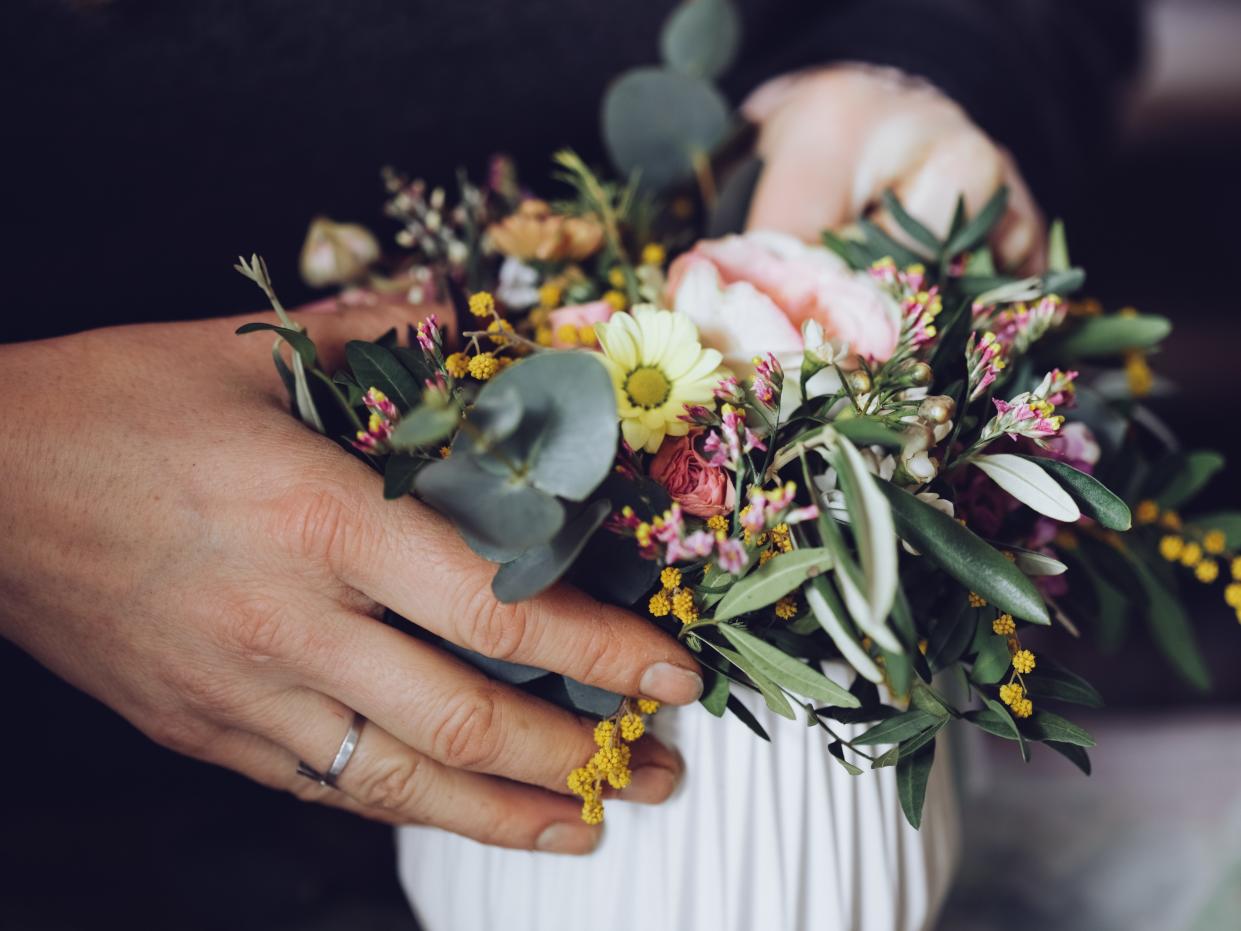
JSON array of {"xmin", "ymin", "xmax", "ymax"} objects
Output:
[{"xmin": 397, "ymin": 675, "xmax": 961, "ymax": 931}]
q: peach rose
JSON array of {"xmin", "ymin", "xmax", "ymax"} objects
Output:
[
  {"xmin": 487, "ymin": 199, "xmax": 604, "ymax": 262},
  {"xmin": 649, "ymin": 431, "xmax": 736, "ymax": 519},
  {"xmin": 547, "ymin": 300, "xmax": 614, "ymax": 349},
  {"xmin": 667, "ymin": 230, "xmax": 902, "ymax": 365}
]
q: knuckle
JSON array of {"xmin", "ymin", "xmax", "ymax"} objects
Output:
[
  {"xmin": 457, "ymin": 588, "xmax": 530, "ymax": 662},
  {"xmin": 355, "ymin": 755, "xmax": 426, "ymax": 814},
  {"xmin": 575, "ymin": 612, "xmax": 625, "ymax": 686},
  {"xmin": 143, "ymin": 711, "xmax": 214, "ymax": 757},
  {"xmin": 431, "ymin": 686, "xmax": 502, "ymax": 770},
  {"xmin": 219, "ymin": 597, "xmax": 304, "ymax": 662},
  {"xmin": 269, "ymin": 481, "xmax": 372, "ymax": 570}
]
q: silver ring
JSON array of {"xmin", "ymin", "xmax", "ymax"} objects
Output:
[{"xmin": 296, "ymin": 711, "xmax": 365, "ymax": 789}]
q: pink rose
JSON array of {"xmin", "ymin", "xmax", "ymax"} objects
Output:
[
  {"xmin": 547, "ymin": 300, "xmax": 613, "ymax": 349},
  {"xmin": 649, "ymin": 431, "xmax": 736, "ymax": 518},
  {"xmin": 667, "ymin": 230, "xmax": 902, "ymax": 364}
]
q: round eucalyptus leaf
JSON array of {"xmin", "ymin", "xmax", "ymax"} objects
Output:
[
  {"xmin": 479, "ymin": 351, "xmax": 618, "ymax": 501},
  {"xmin": 602, "ymin": 67, "xmax": 731, "ymax": 192},
  {"xmin": 415, "ymin": 456, "xmax": 563, "ymax": 549},
  {"xmin": 659, "ymin": 0, "xmax": 741, "ymax": 80},
  {"xmin": 492, "ymin": 499, "xmax": 612, "ymax": 603}
]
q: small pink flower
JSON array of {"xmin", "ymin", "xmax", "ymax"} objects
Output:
[{"xmin": 649, "ymin": 431, "xmax": 736, "ymax": 519}]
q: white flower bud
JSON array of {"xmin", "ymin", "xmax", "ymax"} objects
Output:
[{"xmin": 300, "ymin": 217, "xmax": 380, "ymax": 288}]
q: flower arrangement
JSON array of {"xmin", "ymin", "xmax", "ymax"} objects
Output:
[
  {"xmin": 237, "ymin": 146, "xmax": 1234, "ymax": 830},
  {"xmin": 233, "ymin": 0, "xmax": 1234, "ymax": 833}
]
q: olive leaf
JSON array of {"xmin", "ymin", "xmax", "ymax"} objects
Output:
[
  {"xmin": 711, "ymin": 548, "xmax": 834, "ymax": 621},
  {"xmin": 719, "ymin": 625, "xmax": 860, "ymax": 707},
  {"xmin": 1017, "ymin": 455, "xmax": 1131, "ymax": 530},
  {"xmin": 972, "ymin": 453, "xmax": 1081, "ymax": 523}
]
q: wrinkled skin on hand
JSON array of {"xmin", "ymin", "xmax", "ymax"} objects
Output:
[{"xmin": 0, "ymin": 298, "xmax": 701, "ymax": 855}]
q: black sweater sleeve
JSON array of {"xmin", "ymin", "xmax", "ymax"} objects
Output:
[{"xmin": 725, "ymin": 0, "xmax": 1144, "ymax": 209}]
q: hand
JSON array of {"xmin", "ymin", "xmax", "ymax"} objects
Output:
[
  {"xmin": 745, "ymin": 66, "xmax": 1046, "ymax": 272},
  {"xmin": 0, "ymin": 300, "xmax": 701, "ymax": 855}
]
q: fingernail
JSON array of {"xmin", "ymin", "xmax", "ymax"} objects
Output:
[
  {"xmin": 639, "ymin": 662, "xmax": 703, "ymax": 704},
  {"xmin": 535, "ymin": 822, "xmax": 601, "ymax": 855},
  {"xmin": 624, "ymin": 766, "xmax": 680, "ymax": 804}
]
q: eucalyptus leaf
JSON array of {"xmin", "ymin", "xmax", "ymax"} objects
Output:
[
  {"xmin": 879, "ymin": 483, "xmax": 1049, "ymax": 623},
  {"xmin": 602, "ymin": 67, "xmax": 730, "ymax": 191},
  {"xmin": 712, "ymin": 548, "xmax": 834, "ymax": 621},
  {"xmin": 476, "ymin": 351, "xmax": 618, "ymax": 501},
  {"xmin": 720, "ymin": 625, "xmax": 860, "ymax": 707},
  {"xmin": 1019, "ymin": 456, "xmax": 1131, "ymax": 530},
  {"xmin": 415, "ymin": 457, "xmax": 564, "ymax": 549},
  {"xmin": 388, "ymin": 403, "xmax": 461, "ymax": 450},
  {"xmin": 659, "ymin": 0, "xmax": 741, "ymax": 80},
  {"xmin": 491, "ymin": 500, "xmax": 611, "ymax": 603},
  {"xmin": 972, "ymin": 454, "xmax": 1081, "ymax": 523}
]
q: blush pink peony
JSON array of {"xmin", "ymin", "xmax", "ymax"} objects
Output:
[
  {"xmin": 667, "ymin": 230, "xmax": 902, "ymax": 365},
  {"xmin": 649, "ymin": 431, "xmax": 736, "ymax": 518}
]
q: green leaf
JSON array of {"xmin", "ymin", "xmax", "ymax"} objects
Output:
[
  {"xmin": 827, "ymin": 740, "xmax": 864, "ymax": 775},
  {"xmin": 896, "ymin": 739, "xmax": 936, "ymax": 829},
  {"xmin": 1192, "ymin": 511, "xmax": 1241, "ymax": 548},
  {"xmin": 388, "ymin": 403, "xmax": 461, "ymax": 450},
  {"xmin": 236, "ymin": 322, "xmax": 317, "ymax": 366},
  {"xmin": 879, "ymin": 482, "xmax": 1049, "ymax": 624},
  {"xmin": 725, "ymin": 694, "xmax": 770, "ymax": 741},
  {"xmin": 1047, "ymin": 741, "xmax": 1092, "ymax": 775},
  {"xmin": 712, "ymin": 548, "xmax": 834, "ymax": 620},
  {"xmin": 719, "ymin": 625, "xmax": 860, "ymax": 707},
  {"xmin": 854, "ymin": 709, "xmax": 940, "ymax": 746},
  {"xmin": 415, "ymin": 457, "xmax": 564, "ymax": 549},
  {"xmin": 880, "ymin": 189, "xmax": 942, "ymax": 254},
  {"xmin": 979, "ymin": 697, "xmax": 1030, "ymax": 761},
  {"xmin": 805, "ymin": 576, "xmax": 885, "ymax": 683},
  {"xmin": 898, "ymin": 718, "xmax": 946, "ymax": 759},
  {"xmin": 1150, "ymin": 450, "xmax": 1226, "ymax": 510},
  {"xmin": 491, "ymin": 499, "xmax": 612, "ymax": 602},
  {"xmin": 857, "ymin": 217, "xmax": 930, "ymax": 268},
  {"xmin": 1059, "ymin": 314, "xmax": 1171, "ymax": 357},
  {"xmin": 699, "ymin": 668, "xmax": 730, "ymax": 716},
  {"xmin": 1019, "ymin": 456, "xmax": 1131, "ymax": 530},
  {"xmin": 831, "ymin": 435, "xmax": 900, "ymax": 648},
  {"xmin": 1023, "ymin": 710, "xmax": 1096, "ymax": 747},
  {"xmin": 972, "ymin": 453, "xmax": 1081, "ymax": 523},
  {"xmin": 659, "ymin": 0, "xmax": 740, "ymax": 80},
  {"xmin": 382, "ymin": 454, "xmax": 421, "ymax": 500},
  {"xmin": 831, "ymin": 416, "xmax": 906, "ymax": 448},
  {"xmin": 709, "ymin": 643, "xmax": 796, "ymax": 719},
  {"xmin": 970, "ymin": 624, "xmax": 1012, "ymax": 685},
  {"xmin": 926, "ymin": 593, "xmax": 975, "ymax": 671},
  {"xmin": 1048, "ymin": 219, "xmax": 1070, "ymax": 272},
  {"xmin": 602, "ymin": 67, "xmax": 730, "ymax": 191},
  {"xmin": 944, "ymin": 186, "xmax": 1008, "ymax": 257},
  {"xmin": 1023, "ymin": 659, "xmax": 1104, "ymax": 708},
  {"xmin": 345, "ymin": 341, "xmax": 423, "ymax": 412},
  {"xmin": 476, "ymin": 351, "xmax": 618, "ymax": 501},
  {"xmin": 1130, "ymin": 552, "xmax": 1211, "ymax": 689}
]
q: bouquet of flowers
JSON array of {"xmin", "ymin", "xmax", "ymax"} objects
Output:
[{"xmin": 235, "ymin": 2, "xmax": 1237, "ymax": 833}]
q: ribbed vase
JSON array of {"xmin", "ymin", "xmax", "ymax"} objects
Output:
[{"xmin": 398, "ymin": 677, "xmax": 961, "ymax": 931}]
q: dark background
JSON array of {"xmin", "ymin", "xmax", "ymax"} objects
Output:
[{"xmin": 2, "ymin": 1, "xmax": 1240, "ymax": 928}]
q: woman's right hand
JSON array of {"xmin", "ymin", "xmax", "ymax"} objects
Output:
[{"xmin": 0, "ymin": 300, "xmax": 701, "ymax": 855}]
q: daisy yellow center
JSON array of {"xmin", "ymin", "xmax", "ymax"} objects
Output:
[{"xmin": 624, "ymin": 366, "xmax": 671, "ymax": 409}]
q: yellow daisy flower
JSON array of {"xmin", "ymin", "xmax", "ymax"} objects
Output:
[{"xmin": 594, "ymin": 306, "xmax": 722, "ymax": 453}]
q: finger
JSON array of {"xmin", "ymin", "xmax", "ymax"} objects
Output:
[
  {"xmin": 276, "ymin": 608, "xmax": 683, "ymax": 795},
  {"xmin": 890, "ymin": 127, "xmax": 1006, "ymax": 241},
  {"xmin": 990, "ymin": 151, "xmax": 1047, "ymax": 274},
  {"xmin": 198, "ymin": 722, "xmax": 604, "ymax": 854},
  {"xmin": 746, "ymin": 136, "xmax": 856, "ymax": 239},
  {"xmin": 328, "ymin": 483, "xmax": 703, "ymax": 706}
]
